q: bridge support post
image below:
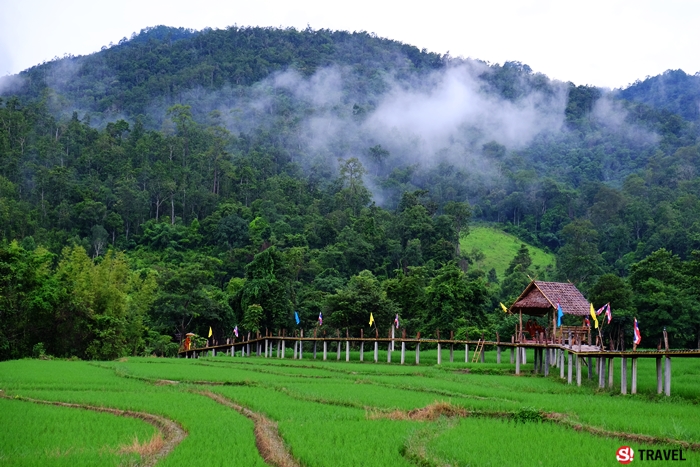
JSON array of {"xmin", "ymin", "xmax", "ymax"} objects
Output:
[
  {"xmin": 416, "ymin": 343, "xmax": 420, "ymax": 364},
  {"xmin": 665, "ymin": 356, "xmax": 671, "ymax": 396},
  {"xmin": 264, "ymin": 340, "xmax": 268, "ymax": 358},
  {"xmin": 360, "ymin": 341, "xmax": 364, "ymax": 362},
  {"xmin": 621, "ymin": 357, "xmax": 627, "ymax": 394},
  {"xmin": 608, "ymin": 358, "xmax": 614, "ymax": 388},
  {"xmin": 515, "ymin": 346, "xmax": 521, "ymax": 375},
  {"xmin": 346, "ymin": 340, "xmax": 350, "ymax": 362},
  {"xmin": 587, "ymin": 356, "xmax": 592, "ymax": 380},
  {"xmin": 401, "ymin": 341, "xmax": 406, "ymax": 364},
  {"xmin": 567, "ymin": 352, "xmax": 573, "ymax": 384},
  {"xmin": 323, "ymin": 341, "xmax": 327, "ymax": 361},
  {"xmin": 560, "ymin": 351, "xmax": 565, "ymax": 379},
  {"xmin": 631, "ymin": 358, "xmax": 638, "ymax": 394},
  {"xmin": 544, "ymin": 347, "xmax": 549, "ymax": 376},
  {"xmin": 313, "ymin": 341, "xmax": 317, "ymax": 360},
  {"xmin": 437, "ymin": 343, "xmax": 442, "ymax": 364},
  {"xmin": 465, "ymin": 344, "xmax": 469, "ymax": 363},
  {"xmin": 510, "ymin": 347, "xmax": 514, "ymax": 364},
  {"xmin": 576, "ymin": 356, "xmax": 582, "ymax": 386},
  {"xmin": 293, "ymin": 341, "xmax": 298, "ymax": 359},
  {"xmin": 374, "ymin": 341, "xmax": 378, "ymax": 363},
  {"xmin": 656, "ymin": 357, "xmax": 662, "ymax": 394},
  {"xmin": 336, "ymin": 340, "xmax": 341, "ymax": 361},
  {"xmin": 281, "ymin": 340, "xmax": 285, "ymax": 359}
]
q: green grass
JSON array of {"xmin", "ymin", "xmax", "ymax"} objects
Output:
[
  {"xmin": 0, "ymin": 397, "xmax": 155, "ymax": 466},
  {"xmin": 460, "ymin": 225, "xmax": 555, "ymax": 278},
  {"xmin": 1, "ymin": 354, "xmax": 699, "ymax": 466}
]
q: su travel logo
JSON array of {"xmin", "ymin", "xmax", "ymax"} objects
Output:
[
  {"xmin": 617, "ymin": 446, "xmax": 689, "ymax": 463},
  {"xmin": 617, "ymin": 446, "xmax": 634, "ymax": 464}
]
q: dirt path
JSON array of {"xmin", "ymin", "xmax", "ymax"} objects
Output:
[
  {"xmin": 0, "ymin": 393, "xmax": 186, "ymax": 467},
  {"xmin": 199, "ymin": 390, "xmax": 300, "ymax": 467},
  {"xmin": 368, "ymin": 401, "xmax": 700, "ymax": 451}
]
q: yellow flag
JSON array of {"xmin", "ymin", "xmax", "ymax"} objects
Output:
[
  {"xmin": 369, "ymin": 313, "xmax": 375, "ymax": 326},
  {"xmin": 589, "ymin": 304, "xmax": 598, "ymax": 329},
  {"xmin": 500, "ymin": 302, "xmax": 508, "ymax": 313},
  {"xmin": 208, "ymin": 326, "xmax": 213, "ymax": 337}
]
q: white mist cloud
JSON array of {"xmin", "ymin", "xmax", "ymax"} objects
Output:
[
  {"xmin": 592, "ymin": 94, "xmax": 660, "ymax": 146},
  {"xmin": 366, "ymin": 63, "xmax": 567, "ymax": 153}
]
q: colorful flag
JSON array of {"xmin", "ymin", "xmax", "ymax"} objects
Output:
[
  {"xmin": 500, "ymin": 302, "xmax": 508, "ymax": 313},
  {"xmin": 369, "ymin": 313, "xmax": 375, "ymax": 327},
  {"xmin": 590, "ymin": 304, "xmax": 598, "ymax": 329},
  {"xmin": 633, "ymin": 318, "xmax": 642, "ymax": 346},
  {"xmin": 557, "ymin": 302, "xmax": 564, "ymax": 327},
  {"xmin": 584, "ymin": 317, "xmax": 590, "ymax": 327},
  {"xmin": 294, "ymin": 311, "xmax": 300, "ymax": 325},
  {"xmin": 394, "ymin": 314, "xmax": 400, "ymax": 329},
  {"xmin": 233, "ymin": 326, "xmax": 238, "ymax": 338},
  {"xmin": 605, "ymin": 303, "xmax": 612, "ymax": 324},
  {"xmin": 318, "ymin": 312, "xmax": 323, "ymax": 326},
  {"xmin": 208, "ymin": 326, "xmax": 213, "ymax": 338},
  {"xmin": 595, "ymin": 305, "xmax": 605, "ymax": 316}
]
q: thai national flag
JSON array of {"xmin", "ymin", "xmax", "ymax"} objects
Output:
[
  {"xmin": 605, "ymin": 303, "xmax": 612, "ymax": 324},
  {"xmin": 595, "ymin": 305, "xmax": 606, "ymax": 316},
  {"xmin": 584, "ymin": 317, "xmax": 590, "ymax": 327},
  {"xmin": 318, "ymin": 312, "xmax": 323, "ymax": 326},
  {"xmin": 394, "ymin": 314, "xmax": 399, "ymax": 329},
  {"xmin": 233, "ymin": 326, "xmax": 239, "ymax": 338},
  {"xmin": 633, "ymin": 318, "xmax": 641, "ymax": 346}
]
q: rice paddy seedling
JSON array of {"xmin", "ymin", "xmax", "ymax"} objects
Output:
[
  {"xmin": 1, "ymin": 353, "xmax": 699, "ymax": 466},
  {"xmin": 0, "ymin": 396, "xmax": 156, "ymax": 467}
]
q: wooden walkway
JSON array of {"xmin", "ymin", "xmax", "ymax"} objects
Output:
[{"xmin": 178, "ymin": 334, "xmax": 700, "ymax": 397}]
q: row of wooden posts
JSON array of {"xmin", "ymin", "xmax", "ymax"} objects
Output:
[
  {"xmin": 519, "ymin": 346, "xmax": 673, "ymax": 396},
  {"xmin": 180, "ymin": 329, "xmax": 692, "ymax": 397},
  {"xmin": 185, "ymin": 330, "xmax": 492, "ymax": 365}
]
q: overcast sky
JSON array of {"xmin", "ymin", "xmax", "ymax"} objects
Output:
[{"xmin": 1, "ymin": 0, "xmax": 699, "ymax": 89}]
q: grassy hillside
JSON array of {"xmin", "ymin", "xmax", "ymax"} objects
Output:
[{"xmin": 461, "ymin": 225, "xmax": 555, "ymax": 278}]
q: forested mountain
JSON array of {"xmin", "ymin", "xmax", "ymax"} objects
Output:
[
  {"xmin": 1, "ymin": 25, "xmax": 699, "ymax": 360},
  {"xmin": 617, "ymin": 69, "xmax": 700, "ymax": 122}
]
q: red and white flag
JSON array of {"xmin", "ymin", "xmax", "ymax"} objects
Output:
[
  {"xmin": 633, "ymin": 318, "xmax": 641, "ymax": 346},
  {"xmin": 394, "ymin": 314, "xmax": 400, "ymax": 329},
  {"xmin": 605, "ymin": 303, "xmax": 612, "ymax": 324}
]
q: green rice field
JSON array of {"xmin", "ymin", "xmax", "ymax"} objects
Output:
[{"xmin": 1, "ymin": 348, "xmax": 699, "ymax": 466}]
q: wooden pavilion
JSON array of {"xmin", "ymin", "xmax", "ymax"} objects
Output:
[{"xmin": 509, "ymin": 281, "xmax": 590, "ymax": 343}]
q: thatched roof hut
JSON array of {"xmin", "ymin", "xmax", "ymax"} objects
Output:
[{"xmin": 510, "ymin": 281, "xmax": 589, "ymax": 317}]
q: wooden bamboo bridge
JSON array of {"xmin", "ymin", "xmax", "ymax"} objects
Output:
[{"xmin": 178, "ymin": 329, "xmax": 700, "ymax": 397}]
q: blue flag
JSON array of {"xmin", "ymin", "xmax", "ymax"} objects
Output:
[
  {"xmin": 557, "ymin": 303, "xmax": 564, "ymax": 327},
  {"xmin": 294, "ymin": 311, "xmax": 300, "ymax": 325}
]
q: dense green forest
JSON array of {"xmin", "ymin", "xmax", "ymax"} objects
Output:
[{"xmin": 1, "ymin": 25, "xmax": 699, "ymax": 360}]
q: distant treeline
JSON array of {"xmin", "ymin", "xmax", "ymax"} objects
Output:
[{"xmin": 1, "ymin": 27, "xmax": 699, "ymax": 359}]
